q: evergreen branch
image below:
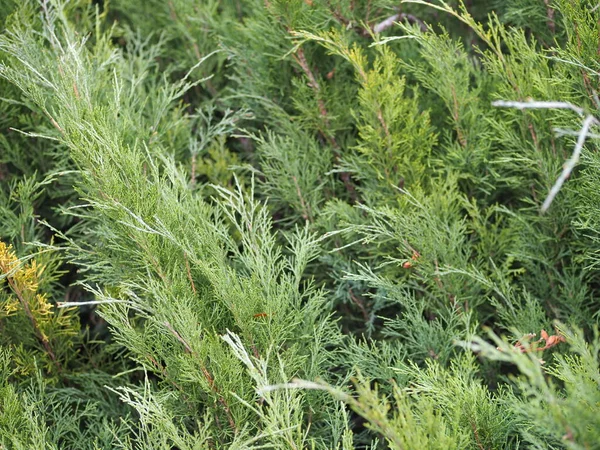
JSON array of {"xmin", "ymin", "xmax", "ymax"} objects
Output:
[
  {"xmin": 6, "ymin": 276, "xmax": 62, "ymax": 373},
  {"xmin": 290, "ymin": 32, "xmax": 394, "ymax": 157},
  {"xmin": 261, "ymin": 378, "xmax": 407, "ymax": 450},
  {"xmin": 3, "ymin": 0, "xmax": 600, "ymax": 447}
]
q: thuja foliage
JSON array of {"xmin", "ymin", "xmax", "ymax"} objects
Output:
[{"xmin": 1, "ymin": 0, "xmax": 600, "ymax": 448}]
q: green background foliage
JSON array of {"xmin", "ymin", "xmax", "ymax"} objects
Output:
[{"xmin": 1, "ymin": 0, "xmax": 599, "ymax": 448}]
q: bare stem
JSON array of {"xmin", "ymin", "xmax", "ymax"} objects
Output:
[
  {"xmin": 541, "ymin": 115, "xmax": 595, "ymax": 213},
  {"xmin": 373, "ymin": 13, "xmax": 427, "ymax": 33},
  {"xmin": 493, "ymin": 99, "xmax": 599, "ymax": 213}
]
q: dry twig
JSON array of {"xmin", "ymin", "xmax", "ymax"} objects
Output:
[
  {"xmin": 373, "ymin": 12, "xmax": 427, "ymax": 33},
  {"xmin": 493, "ymin": 99, "xmax": 599, "ymax": 213}
]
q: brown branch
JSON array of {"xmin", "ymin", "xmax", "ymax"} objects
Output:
[
  {"xmin": 138, "ymin": 239, "xmax": 168, "ymax": 284},
  {"xmin": 291, "ymin": 175, "xmax": 312, "ymax": 221},
  {"xmin": 147, "ymin": 354, "xmax": 185, "ymax": 392},
  {"xmin": 543, "ymin": 0, "xmax": 555, "ymax": 35},
  {"xmin": 183, "ymin": 252, "xmax": 197, "ymax": 295},
  {"xmin": 292, "ymin": 49, "xmax": 329, "ymax": 124},
  {"xmin": 376, "ymin": 107, "xmax": 391, "ymax": 141},
  {"xmin": 164, "ymin": 321, "xmax": 194, "ymax": 354},
  {"xmin": 433, "ymin": 259, "xmax": 445, "ymax": 292},
  {"xmin": 291, "ymin": 47, "xmax": 358, "ymax": 202},
  {"xmin": 325, "ymin": 0, "xmax": 352, "ymax": 27},
  {"xmin": 48, "ymin": 115, "xmax": 64, "ymax": 134},
  {"xmin": 248, "ymin": 334, "xmax": 261, "ymax": 360},
  {"xmin": 164, "ymin": 321, "xmax": 237, "ymax": 432},
  {"xmin": 349, "ymin": 288, "xmax": 369, "ymax": 323},
  {"xmin": 451, "ymin": 86, "xmax": 467, "ymax": 147},
  {"xmin": 470, "ymin": 420, "xmax": 487, "ymax": 450},
  {"xmin": 168, "ymin": 1, "xmax": 177, "ymax": 20},
  {"xmin": 146, "ymin": 354, "xmax": 199, "ymax": 415}
]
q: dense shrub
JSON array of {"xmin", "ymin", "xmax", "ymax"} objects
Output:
[{"xmin": 1, "ymin": 0, "xmax": 600, "ymax": 448}]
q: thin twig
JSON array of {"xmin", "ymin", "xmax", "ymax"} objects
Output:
[
  {"xmin": 373, "ymin": 13, "xmax": 400, "ymax": 33},
  {"xmin": 291, "ymin": 175, "xmax": 312, "ymax": 221},
  {"xmin": 553, "ymin": 128, "xmax": 600, "ymax": 140},
  {"xmin": 349, "ymin": 288, "xmax": 370, "ymax": 323},
  {"xmin": 164, "ymin": 321, "xmax": 194, "ymax": 354},
  {"xmin": 376, "ymin": 108, "xmax": 391, "ymax": 140},
  {"xmin": 292, "ymin": 49, "xmax": 328, "ymax": 119},
  {"xmin": 470, "ymin": 419, "xmax": 486, "ymax": 450},
  {"xmin": 48, "ymin": 115, "xmax": 64, "ymax": 134},
  {"xmin": 57, "ymin": 299, "xmax": 130, "ymax": 308}
]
